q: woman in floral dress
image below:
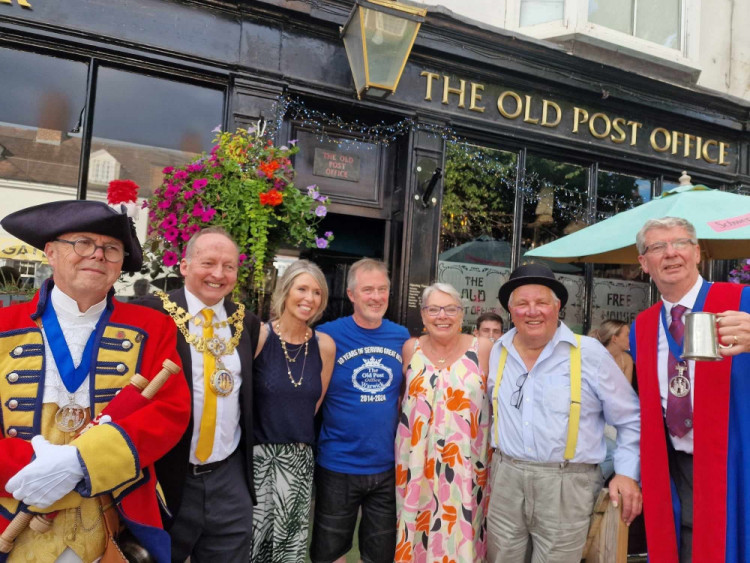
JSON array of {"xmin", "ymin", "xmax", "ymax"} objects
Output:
[{"xmin": 395, "ymin": 282, "xmax": 492, "ymax": 562}]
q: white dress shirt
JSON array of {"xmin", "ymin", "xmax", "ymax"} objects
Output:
[
  {"xmin": 42, "ymin": 286, "xmax": 107, "ymax": 408},
  {"xmin": 184, "ymin": 288, "xmax": 242, "ymax": 465},
  {"xmin": 657, "ymin": 275, "xmax": 704, "ymax": 454},
  {"xmin": 489, "ymin": 322, "xmax": 641, "ymax": 480}
]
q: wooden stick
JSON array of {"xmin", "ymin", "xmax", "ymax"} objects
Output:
[
  {"xmin": 0, "ymin": 358, "xmax": 180, "ymax": 554},
  {"xmin": 0, "ymin": 512, "xmax": 32, "ymax": 553}
]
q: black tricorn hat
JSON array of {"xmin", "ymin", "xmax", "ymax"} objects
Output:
[
  {"xmin": 498, "ymin": 263, "xmax": 568, "ymax": 311},
  {"xmin": 1, "ymin": 201, "xmax": 143, "ymax": 272}
]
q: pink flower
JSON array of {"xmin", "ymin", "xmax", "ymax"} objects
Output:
[
  {"xmin": 324, "ymin": 231, "xmax": 333, "ymax": 238},
  {"xmin": 162, "ymin": 166, "xmax": 174, "ymax": 174},
  {"xmin": 184, "ymin": 190, "xmax": 196, "ymax": 200},
  {"xmin": 181, "ymin": 215, "xmax": 190, "ymax": 224},
  {"xmin": 165, "ymin": 185, "xmax": 180, "ymax": 199},
  {"xmin": 187, "ymin": 163, "xmax": 204, "ymax": 173},
  {"xmin": 192, "ymin": 201, "xmax": 205, "ymax": 217},
  {"xmin": 164, "ymin": 227, "xmax": 180, "ymax": 242},
  {"xmin": 173, "ymin": 170, "xmax": 189, "ymax": 181},
  {"xmin": 160, "ymin": 214, "xmax": 177, "ymax": 229},
  {"xmin": 192, "ymin": 178, "xmax": 208, "ymax": 190},
  {"xmin": 157, "ymin": 200, "xmax": 171, "ymax": 210},
  {"xmin": 213, "ymin": 173, "xmax": 223, "ymax": 180},
  {"xmin": 201, "ymin": 208, "xmax": 216, "ymax": 222},
  {"xmin": 239, "ymin": 254, "xmax": 247, "ymax": 264},
  {"xmin": 163, "ymin": 251, "xmax": 178, "ymax": 266}
]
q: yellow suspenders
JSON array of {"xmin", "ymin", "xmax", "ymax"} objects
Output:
[{"xmin": 492, "ymin": 335, "xmax": 582, "ymax": 460}]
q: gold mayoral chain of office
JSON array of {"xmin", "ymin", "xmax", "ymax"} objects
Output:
[{"xmin": 156, "ymin": 291, "xmax": 245, "ymax": 356}]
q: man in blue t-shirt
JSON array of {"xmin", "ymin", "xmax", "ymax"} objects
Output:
[{"xmin": 310, "ymin": 258, "xmax": 410, "ymax": 563}]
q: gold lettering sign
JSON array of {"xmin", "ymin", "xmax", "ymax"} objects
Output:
[
  {"xmin": 420, "ymin": 71, "xmax": 731, "ymax": 167},
  {"xmin": 0, "ymin": 0, "xmax": 32, "ymax": 7}
]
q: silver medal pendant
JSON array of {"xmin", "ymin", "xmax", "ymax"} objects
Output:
[
  {"xmin": 669, "ymin": 374, "xmax": 691, "ymax": 398},
  {"xmin": 210, "ymin": 368, "xmax": 234, "ymax": 396},
  {"xmin": 55, "ymin": 403, "xmax": 87, "ymax": 433}
]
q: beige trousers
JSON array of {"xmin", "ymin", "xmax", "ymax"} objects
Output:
[{"xmin": 486, "ymin": 451, "xmax": 603, "ymax": 563}]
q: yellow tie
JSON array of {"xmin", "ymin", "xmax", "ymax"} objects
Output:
[{"xmin": 195, "ymin": 308, "xmax": 217, "ymax": 462}]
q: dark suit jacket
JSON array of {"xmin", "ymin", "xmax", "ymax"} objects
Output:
[{"xmin": 136, "ymin": 288, "xmax": 260, "ymax": 524}]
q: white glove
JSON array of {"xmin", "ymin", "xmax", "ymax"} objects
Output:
[{"xmin": 5, "ymin": 435, "xmax": 84, "ymax": 508}]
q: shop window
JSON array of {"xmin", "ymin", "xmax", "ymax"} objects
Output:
[
  {"xmin": 520, "ymin": 0, "xmax": 564, "ymax": 26},
  {"xmin": 591, "ymin": 170, "xmax": 652, "ymax": 329},
  {"xmin": 437, "ymin": 142, "xmax": 518, "ymax": 332},
  {"xmin": 87, "ymin": 67, "xmax": 224, "ymax": 291},
  {"xmin": 0, "ymin": 47, "xmax": 86, "ymax": 289},
  {"xmin": 522, "ymin": 155, "xmax": 587, "ymax": 332},
  {"xmin": 0, "ymin": 47, "xmax": 86, "ymax": 217}
]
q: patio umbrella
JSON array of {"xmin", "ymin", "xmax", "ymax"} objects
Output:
[
  {"xmin": 0, "ymin": 243, "xmax": 48, "ymax": 264},
  {"xmin": 525, "ymin": 177, "xmax": 750, "ymax": 264},
  {"xmin": 440, "ymin": 235, "xmax": 582, "ymax": 273}
]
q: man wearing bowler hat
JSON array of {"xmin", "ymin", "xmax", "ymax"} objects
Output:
[
  {"xmin": 632, "ymin": 216, "xmax": 750, "ymax": 563},
  {"xmin": 0, "ymin": 201, "xmax": 189, "ymax": 562},
  {"xmin": 486, "ymin": 263, "xmax": 642, "ymax": 563}
]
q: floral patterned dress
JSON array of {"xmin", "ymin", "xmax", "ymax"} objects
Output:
[{"xmin": 395, "ymin": 337, "xmax": 491, "ymax": 563}]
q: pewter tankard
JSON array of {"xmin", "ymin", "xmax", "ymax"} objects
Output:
[{"xmin": 683, "ymin": 312, "xmax": 731, "ymax": 361}]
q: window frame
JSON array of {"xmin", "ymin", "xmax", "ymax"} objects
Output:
[{"xmin": 505, "ymin": 0, "xmax": 700, "ymax": 75}]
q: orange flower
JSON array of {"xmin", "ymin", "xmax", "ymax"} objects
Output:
[
  {"xmin": 424, "ymin": 456, "xmax": 435, "ymax": 480},
  {"xmin": 411, "ymin": 418, "xmax": 424, "ymax": 447},
  {"xmin": 470, "ymin": 410, "xmax": 479, "ymax": 439},
  {"xmin": 442, "ymin": 503, "xmax": 457, "ymax": 534},
  {"xmin": 408, "ymin": 374, "xmax": 424, "ymax": 397},
  {"xmin": 258, "ymin": 159, "xmax": 280, "ymax": 178},
  {"xmin": 395, "ymin": 530, "xmax": 412, "ymax": 562},
  {"xmin": 476, "ymin": 465, "xmax": 488, "ymax": 487},
  {"xmin": 446, "ymin": 387, "xmax": 470, "ymax": 412},
  {"xmin": 441, "ymin": 557, "xmax": 457, "ymax": 563},
  {"xmin": 259, "ymin": 188, "xmax": 283, "ymax": 206},
  {"xmin": 416, "ymin": 510, "xmax": 432, "ymax": 533},
  {"xmin": 441, "ymin": 441, "xmax": 461, "ymax": 468},
  {"xmin": 396, "ymin": 463, "xmax": 408, "ymax": 487}
]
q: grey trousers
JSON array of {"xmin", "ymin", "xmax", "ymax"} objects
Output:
[
  {"xmin": 169, "ymin": 452, "xmax": 254, "ymax": 563},
  {"xmin": 669, "ymin": 449, "xmax": 693, "ymax": 563},
  {"xmin": 486, "ymin": 451, "xmax": 602, "ymax": 563}
]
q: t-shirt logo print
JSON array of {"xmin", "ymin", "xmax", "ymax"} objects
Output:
[{"xmin": 351, "ymin": 357, "xmax": 393, "ymax": 394}]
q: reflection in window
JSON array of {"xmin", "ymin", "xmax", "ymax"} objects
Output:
[
  {"xmin": 589, "ymin": 0, "xmax": 681, "ymax": 50},
  {"xmin": 438, "ymin": 143, "xmax": 517, "ymax": 331},
  {"xmin": 0, "ymin": 47, "xmax": 87, "ymax": 289},
  {"xmin": 87, "ymin": 67, "xmax": 224, "ymax": 298},
  {"xmin": 520, "ymin": 0, "xmax": 564, "ymax": 26},
  {"xmin": 522, "ymin": 155, "xmax": 587, "ymax": 332},
  {"xmin": 592, "ymin": 170, "xmax": 652, "ymax": 329},
  {"xmin": 88, "ymin": 68, "xmax": 224, "ymax": 205}
]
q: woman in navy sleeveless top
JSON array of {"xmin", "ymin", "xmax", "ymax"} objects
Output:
[{"xmin": 251, "ymin": 260, "xmax": 335, "ymax": 562}]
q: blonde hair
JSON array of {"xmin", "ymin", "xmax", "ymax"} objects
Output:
[
  {"xmin": 270, "ymin": 260, "xmax": 329, "ymax": 324},
  {"xmin": 421, "ymin": 282, "xmax": 462, "ymax": 307},
  {"xmin": 589, "ymin": 319, "xmax": 628, "ymax": 347}
]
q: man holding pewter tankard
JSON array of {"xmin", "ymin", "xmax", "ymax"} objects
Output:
[{"xmin": 632, "ymin": 216, "xmax": 750, "ymax": 563}]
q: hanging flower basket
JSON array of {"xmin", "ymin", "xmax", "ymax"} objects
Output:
[{"xmin": 145, "ymin": 123, "xmax": 333, "ymax": 295}]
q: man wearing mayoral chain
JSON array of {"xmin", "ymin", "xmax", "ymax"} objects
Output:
[
  {"xmin": 0, "ymin": 200, "xmax": 190, "ymax": 562},
  {"xmin": 136, "ymin": 226, "xmax": 260, "ymax": 562},
  {"xmin": 632, "ymin": 216, "xmax": 750, "ymax": 563}
]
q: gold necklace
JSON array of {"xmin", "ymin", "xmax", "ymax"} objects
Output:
[
  {"xmin": 275, "ymin": 322, "xmax": 309, "ymax": 387},
  {"xmin": 157, "ymin": 291, "xmax": 245, "ymax": 356}
]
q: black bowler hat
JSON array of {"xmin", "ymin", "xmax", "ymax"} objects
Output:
[
  {"xmin": 1, "ymin": 201, "xmax": 143, "ymax": 272},
  {"xmin": 498, "ymin": 263, "xmax": 568, "ymax": 311}
]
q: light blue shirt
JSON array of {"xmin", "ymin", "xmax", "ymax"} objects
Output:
[{"xmin": 489, "ymin": 322, "xmax": 641, "ymax": 480}]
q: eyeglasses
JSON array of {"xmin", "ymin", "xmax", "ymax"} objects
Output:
[
  {"xmin": 54, "ymin": 238, "xmax": 128, "ymax": 263},
  {"xmin": 510, "ymin": 372, "xmax": 529, "ymax": 409},
  {"xmin": 422, "ymin": 305, "xmax": 462, "ymax": 317},
  {"xmin": 642, "ymin": 238, "xmax": 696, "ymax": 255}
]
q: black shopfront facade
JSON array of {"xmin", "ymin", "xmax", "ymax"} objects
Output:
[{"xmin": 1, "ymin": 0, "xmax": 748, "ymax": 334}]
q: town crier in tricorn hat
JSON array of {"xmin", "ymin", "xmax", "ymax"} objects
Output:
[{"xmin": 0, "ymin": 199, "xmax": 189, "ymax": 562}]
